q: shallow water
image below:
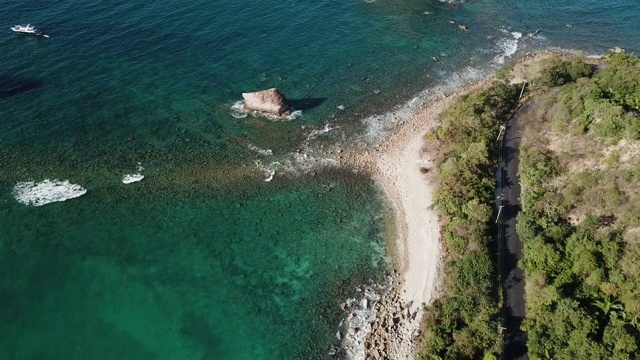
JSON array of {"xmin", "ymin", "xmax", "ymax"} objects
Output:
[{"xmin": 1, "ymin": 0, "xmax": 638, "ymax": 358}]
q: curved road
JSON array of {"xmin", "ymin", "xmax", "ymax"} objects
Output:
[{"xmin": 498, "ymin": 102, "xmax": 531, "ymax": 360}]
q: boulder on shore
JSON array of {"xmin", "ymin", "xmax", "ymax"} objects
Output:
[{"xmin": 242, "ymin": 88, "xmax": 291, "ymax": 116}]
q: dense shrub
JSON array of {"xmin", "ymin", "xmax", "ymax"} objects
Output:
[
  {"xmin": 421, "ymin": 53, "xmax": 640, "ymax": 360},
  {"xmin": 540, "ymin": 54, "xmax": 640, "ymax": 141},
  {"xmin": 420, "ymin": 78, "xmax": 521, "ymax": 359},
  {"xmin": 595, "ymin": 52, "xmax": 640, "ymax": 111},
  {"xmin": 534, "ymin": 56, "xmax": 594, "ymax": 87},
  {"xmin": 518, "ymin": 53, "xmax": 640, "ymax": 360}
]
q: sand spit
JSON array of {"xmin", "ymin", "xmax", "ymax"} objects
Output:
[{"xmin": 338, "ymin": 90, "xmax": 457, "ymax": 359}]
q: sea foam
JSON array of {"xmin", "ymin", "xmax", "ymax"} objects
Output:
[
  {"xmin": 248, "ymin": 144, "xmax": 274, "ymax": 156},
  {"xmin": 255, "ymin": 160, "xmax": 279, "ymax": 182},
  {"xmin": 122, "ymin": 174, "xmax": 145, "ymax": 184},
  {"xmin": 13, "ymin": 179, "xmax": 87, "ymax": 206},
  {"xmin": 338, "ymin": 286, "xmax": 384, "ymax": 360},
  {"xmin": 493, "ymin": 30, "xmax": 522, "ymax": 64},
  {"xmin": 360, "ymin": 66, "xmax": 487, "ymax": 145},
  {"xmin": 230, "ymin": 101, "xmax": 248, "ymax": 119},
  {"xmin": 122, "ymin": 162, "xmax": 145, "ymax": 184},
  {"xmin": 230, "ymin": 101, "xmax": 302, "ymax": 121},
  {"xmin": 306, "ymin": 123, "xmax": 341, "ymax": 141}
]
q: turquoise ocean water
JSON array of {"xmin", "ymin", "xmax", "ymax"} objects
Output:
[{"xmin": 1, "ymin": 0, "xmax": 638, "ymax": 359}]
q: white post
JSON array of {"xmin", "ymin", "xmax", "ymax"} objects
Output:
[
  {"xmin": 518, "ymin": 81, "xmax": 527, "ymax": 100},
  {"xmin": 497, "ymin": 125, "xmax": 506, "ymax": 141}
]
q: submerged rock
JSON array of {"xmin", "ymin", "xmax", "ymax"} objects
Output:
[{"xmin": 242, "ymin": 88, "xmax": 291, "ymax": 116}]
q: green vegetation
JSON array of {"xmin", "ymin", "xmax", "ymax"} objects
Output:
[
  {"xmin": 419, "ymin": 77, "xmax": 522, "ymax": 359},
  {"xmin": 517, "ymin": 52, "xmax": 640, "ymax": 359},
  {"xmin": 532, "ymin": 56, "xmax": 594, "ymax": 87},
  {"xmin": 417, "ymin": 52, "xmax": 640, "ymax": 359}
]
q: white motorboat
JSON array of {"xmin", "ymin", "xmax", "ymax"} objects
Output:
[{"xmin": 10, "ymin": 24, "xmax": 42, "ymax": 36}]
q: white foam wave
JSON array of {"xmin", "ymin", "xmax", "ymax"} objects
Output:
[
  {"xmin": 248, "ymin": 144, "xmax": 273, "ymax": 156},
  {"xmin": 255, "ymin": 160, "xmax": 279, "ymax": 182},
  {"xmin": 230, "ymin": 101, "xmax": 302, "ymax": 121},
  {"xmin": 493, "ymin": 30, "xmax": 522, "ymax": 64},
  {"xmin": 306, "ymin": 123, "xmax": 341, "ymax": 141},
  {"xmin": 360, "ymin": 66, "xmax": 487, "ymax": 145},
  {"xmin": 289, "ymin": 151, "xmax": 337, "ymax": 174},
  {"xmin": 286, "ymin": 110, "xmax": 303, "ymax": 121},
  {"xmin": 338, "ymin": 287, "xmax": 383, "ymax": 360},
  {"xmin": 230, "ymin": 101, "xmax": 248, "ymax": 119},
  {"xmin": 13, "ymin": 179, "xmax": 87, "ymax": 206},
  {"xmin": 263, "ymin": 168, "xmax": 275, "ymax": 182},
  {"xmin": 254, "ymin": 151, "xmax": 337, "ymax": 181}
]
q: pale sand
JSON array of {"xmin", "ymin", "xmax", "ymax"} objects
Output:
[
  {"xmin": 372, "ymin": 107, "xmax": 444, "ymax": 308},
  {"xmin": 339, "ymin": 76, "xmax": 494, "ymax": 358},
  {"xmin": 369, "ymin": 109, "xmax": 445, "ymax": 359},
  {"xmin": 339, "ymin": 90, "xmax": 465, "ymax": 358}
]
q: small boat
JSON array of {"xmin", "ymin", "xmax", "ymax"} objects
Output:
[{"xmin": 10, "ymin": 24, "xmax": 42, "ymax": 36}]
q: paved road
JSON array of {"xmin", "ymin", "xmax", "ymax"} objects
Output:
[{"xmin": 499, "ymin": 102, "xmax": 530, "ymax": 360}]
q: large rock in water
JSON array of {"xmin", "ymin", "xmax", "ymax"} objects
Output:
[{"xmin": 242, "ymin": 88, "xmax": 291, "ymax": 116}]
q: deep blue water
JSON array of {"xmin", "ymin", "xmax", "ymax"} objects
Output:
[{"xmin": 1, "ymin": 0, "xmax": 638, "ymax": 359}]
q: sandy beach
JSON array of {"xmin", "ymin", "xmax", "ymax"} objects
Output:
[{"xmin": 339, "ymin": 88, "xmax": 471, "ymax": 358}]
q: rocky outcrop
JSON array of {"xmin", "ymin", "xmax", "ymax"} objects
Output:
[
  {"xmin": 362, "ymin": 282, "xmax": 422, "ymax": 360},
  {"xmin": 334, "ymin": 277, "xmax": 423, "ymax": 360},
  {"xmin": 242, "ymin": 88, "xmax": 291, "ymax": 116}
]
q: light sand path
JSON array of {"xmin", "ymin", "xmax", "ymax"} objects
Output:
[
  {"xmin": 372, "ymin": 114, "xmax": 442, "ymax": 309},
  {"xmin": 339, "ymin": 73, "xmax": 495, "ymax": 357}
]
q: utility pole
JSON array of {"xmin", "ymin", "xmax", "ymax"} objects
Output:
[
  {"xmin": 497, "ymin": 125, "xmax": 506, "ymax": 142},
  {"xmin": 496, "ymin": 205, "xmax": 504, "ymax": 223}
]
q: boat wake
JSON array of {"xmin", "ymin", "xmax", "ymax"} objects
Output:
[
  {"xmin": 13, "ymin": 179, "xmax": 87, "ymax": 206},
  {"xmin": 122, "ymin": 162, "xmax": 145, "ymax": 184}
]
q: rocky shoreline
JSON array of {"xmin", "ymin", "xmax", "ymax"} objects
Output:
[
  {"xmin": 362, "ymin": 281, "xmax": 423, "ymax": 360},
  {"xmin": 332, "ymin": 274, "xmax": 423, "ymax": 360}
]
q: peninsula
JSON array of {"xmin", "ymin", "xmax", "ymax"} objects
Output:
[{"xmin": 341, "ymin": 50, "xmax": 640, "ymax": 360}]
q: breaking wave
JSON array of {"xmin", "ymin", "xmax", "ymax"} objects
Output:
[
  {"xmin": 248, "ymin": 144, "xmax": 274, "ymax": 156},
  {"xmin": 230, "ymin": 101, "xmax": 302, "ymax": 121},
  {"xmin": 493, "ymin": 30, "xmax": 523, "ymax": 64}
]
